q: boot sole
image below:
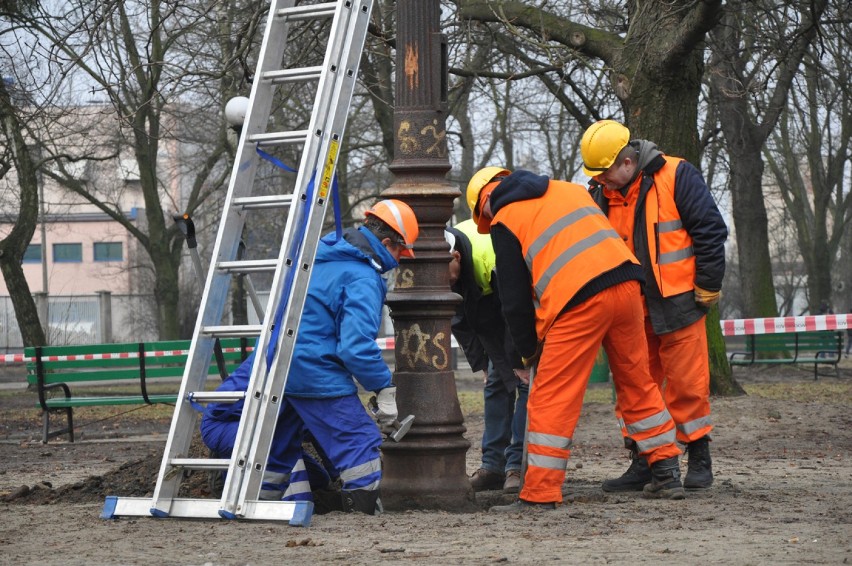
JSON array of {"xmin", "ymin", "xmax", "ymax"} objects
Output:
[
  {"xmin": 684, "ymin": 474, "xmax": 714, "ymax": 489},
  {"xmin": 683, "ymin": 482, "xmax": 713, "ymax": 490},
  {"xmin": 601, "ymin": 483, "xmax": 648, "ymax": 493},
  {"xmin": 642, "ymin": 486, "xmax": 686, "ymax": 500}
]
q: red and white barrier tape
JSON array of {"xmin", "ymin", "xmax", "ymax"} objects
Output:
[
  {"xmin": 0, "ymin": 336, "xmax": 441, "ymax": 364},
  {"xmin": 720, "ymin": 314, "xmax": 852, "ymax": 336},
  {"xmin": 2, "ymin": 319, "xmax": 846, "ymax": 363},
  {"xmin": 0, "ymin": 347, "xmax": 253, "ymax": 364}
]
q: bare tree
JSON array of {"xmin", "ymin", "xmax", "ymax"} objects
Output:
[
  {"xmin": 708, "ymin": 0, "xmax": 829, "ymax": 318},
  {"xmin": 455, "ymin": 0, "xmax": 749, "ymax": 393},
  {"xmin": 5, "ymin": 0, "xmax": 266, "ymax": 339},
  {"xmin": 764, "ymin": 6, "xmax": 852, "ymax": 315},
  {"xmin": 0, "ymin": 73, "xmax": 46, "ymax": 347}
]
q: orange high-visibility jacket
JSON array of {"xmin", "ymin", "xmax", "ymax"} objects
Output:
[
  {"xmin": 493, "ymin": 180, "xmax": 639, "ymax": 339},
  {"xmin": 641, "ymin": 156, "xmax": 696, "ymax": 297}
]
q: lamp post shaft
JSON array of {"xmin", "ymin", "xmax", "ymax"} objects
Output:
[{"xmin": 379, "ymin": 0, "xmax": 474, "ymax": 511}]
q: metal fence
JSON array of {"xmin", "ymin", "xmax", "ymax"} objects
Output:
[{"xmin": 0, "ymin": 294, "xmax": 159, "ymax": 353}]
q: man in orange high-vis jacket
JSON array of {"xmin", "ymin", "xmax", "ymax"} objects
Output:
[
  {"xmin": 582, "ymin": 120, "xmax": 728, "ymax": 492},
  {"xmin": 468, "ymin": 167, "xmax": 685, "ymax": 511}
]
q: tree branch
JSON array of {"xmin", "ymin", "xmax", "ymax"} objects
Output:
[{"xmin": 458, "ymin": 0, "xmax": 619, "ymax": 64}]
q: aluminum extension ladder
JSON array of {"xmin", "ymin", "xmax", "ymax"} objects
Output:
[{"xmin": 102, "ymin": 0, "xmax": 374, "ymax": 526}]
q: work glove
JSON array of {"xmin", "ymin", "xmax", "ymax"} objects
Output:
[
  {"xmin": 373, "ymin": 386, "xmax": 398, "ymax": 426},
  {"xmin": 694, "ymin": 285, "xmax": 722, "ymax": 307}
]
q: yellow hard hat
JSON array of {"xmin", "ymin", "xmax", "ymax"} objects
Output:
[
  {"xmin": 580, "ymin": 120, "xmax": 630, "ymax": 177},
  {"xmin": 466, "ymin": 166, "xmax": 510, "ymax": 222},
  {"xmin": 465, "ymin": 167, "xmax": 510, "ymax": 212},
  {"xmin": 364, "ymin": 199, "xmax": 419, "ymax": 258}
]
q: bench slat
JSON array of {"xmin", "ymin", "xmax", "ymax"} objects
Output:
[{"xmin": 44, "ymin": 394, "xmax": 179, "ymax": 408}]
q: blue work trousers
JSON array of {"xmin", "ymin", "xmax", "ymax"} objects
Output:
[{"xmin": 481, "ymin": 362, "xmax": 529, "ymax": 474}]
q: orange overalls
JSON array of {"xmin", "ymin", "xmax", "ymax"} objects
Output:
[
  {"xmin": 604, "ymin": 157, "xmax": 712, "ymax": 444},
  {"xmin": 494, "ymin": 181, "xmax": 681, "ymax": 504}
]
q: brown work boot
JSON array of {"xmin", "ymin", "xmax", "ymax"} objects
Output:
[
  {"xmin": 469, "ymin": 468, "xmax": 505, "ymax": 492},
  {"xmin": 642, "ymin": 456, "xmax": 686, "ymax": 500},
  {"xmin": 503, "ymin": 470, "xmax": 521, "ymax": 494}
]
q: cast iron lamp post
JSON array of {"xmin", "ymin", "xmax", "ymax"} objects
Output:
[{"xmin": 378, "ymin": 0, "xmax": 474, "ymax": 511}]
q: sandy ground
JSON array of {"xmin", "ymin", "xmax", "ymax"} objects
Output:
[{"xmin": 1, "ymin": 362, "xmax": 851, "ymax": 565}]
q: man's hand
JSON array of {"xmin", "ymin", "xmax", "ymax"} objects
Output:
[
  {"xmin": 694, "ymin": 285, "xmax": 721, "ymax": 307},
  {"xmin": 373, "ymin": 386, "xmax": 398, "ymax": 426},
  {"xmin": 513, "ymin": 368, "xmax": 531, "ymax": 385}
]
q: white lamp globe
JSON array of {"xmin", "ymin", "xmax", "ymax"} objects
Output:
[{"xmin": 225, "ymin": 96, "xmax": 250, "ymax": 128}]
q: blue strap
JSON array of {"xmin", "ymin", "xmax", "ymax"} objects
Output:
[{"xmin": 256, "ymin": 147, "xmax": 297, "ymax": 173}]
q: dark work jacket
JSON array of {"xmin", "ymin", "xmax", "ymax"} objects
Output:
[
  {"xmin": 447, "ymin": 225, "xmax": 523, "ymax": 392},
  {"xmin": 589, "ymin": 141, "xmax": 728, "ymax": 334}
]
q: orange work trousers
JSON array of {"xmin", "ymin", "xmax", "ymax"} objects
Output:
[
  {"xmin": 520, "ymin": 280, "xmax": 680, "ymax": 504},
  {"xmin": 647, "ymin": 316, "xmax": 712, "ymax": 442},
  {"xmin": 614, "ymin": 316, "xmax": 713, "ymax": 444}
]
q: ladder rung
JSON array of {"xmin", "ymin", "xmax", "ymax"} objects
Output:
[
  {"xmin": 232, "ymin": 195, "xmax": 294, "ymax": 210},
  {"xmin": 263, "ymin": 66, "xmax": 323, "ymax": 84},
  {"xmin": 248, "ymin": 130, "xmax": 310, "ymax": 146},
  {"xmin": 276, "ymin": 2, "xmax": 336, "ymax": 21},
  {"xmin": 169, "ymin": 458, "xmax": 231, "ymax": 471},
  {"xmin": 188, "ymin": 391, "xmax": 246, "ymax": 404},
  {"xmin": 217, "ymin": 259, "xmax": 277, "ymax": 274},
  {"xmin": 203, "ymin": 325, "xmax": 263, "ymax": 338}
]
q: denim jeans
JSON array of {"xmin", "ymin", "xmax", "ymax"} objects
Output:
[{"xmin": 481, "ymin": 361, "xmax": 529, "ymax": 474}]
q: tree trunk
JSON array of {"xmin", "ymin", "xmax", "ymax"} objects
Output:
[
  {"xmin": 706, "ymin": 307, "xmax": 745, "ymax": 396},
  {"xmin": 0, "ymin": 78, "xmax": 47, "ymax": 347}
]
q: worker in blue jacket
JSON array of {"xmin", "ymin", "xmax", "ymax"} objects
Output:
[{"xmin": 201, "ymin": 199, "xmax": 419, "ymax": 515}]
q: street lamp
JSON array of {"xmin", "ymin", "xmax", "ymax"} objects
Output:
[
  {"xmin": 225, "ymin": 96, "xmax": 249, "ymax": 137},
  {"xmin": 224, "ymin": 95, "xmax": 251, "ymax": 326}
]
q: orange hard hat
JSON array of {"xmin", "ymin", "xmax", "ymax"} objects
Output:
[{"xmin": 364, "ymin": 199, "xmax": 419, "ymax": 258}]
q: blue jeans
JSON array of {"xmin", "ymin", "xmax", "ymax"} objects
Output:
[{"xmin": 481, "ymin": 362, "xmax": 529, "ymax": 474}]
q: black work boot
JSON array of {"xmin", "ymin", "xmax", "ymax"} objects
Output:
[
  {"xmin": 684, "ymin": 436, "xmax": 713, "ymax": 489},
  {"xmin": 642, "ymin": 456, "xmax": 686, "ymax": 500},
  {"xmin": 341, "ymin": 489, "xmax": 381, "ymax": 515},
  {"xmin": 602, "ymin": 446, "xmax": 651, "ymax": 492}
]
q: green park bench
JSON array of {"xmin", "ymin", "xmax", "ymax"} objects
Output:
[
  {"xmin": 25, "ymin": 338, "xmax": 251, "ymax": 443},
  {"xmin": 728, "ymin": 330, "xmax": 842, "ymax": 380}
]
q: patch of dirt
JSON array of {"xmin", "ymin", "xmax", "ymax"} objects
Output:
[{"xmin": 1, "ymin": 363, "xmax": 851, "ymax": 565}]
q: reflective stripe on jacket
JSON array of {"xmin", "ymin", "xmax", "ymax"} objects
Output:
[{"xmin": 493, "ymin": 180, "xmax": 639, "ymax": 339}]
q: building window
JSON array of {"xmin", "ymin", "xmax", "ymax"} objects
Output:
[
  {"xmin": 23, "ymin": 244, "xmax": 42, "ymax": 263},
  {"xmin": 94, "ymin": 242, "xmax": 123, "ymax": 262},
  {"xmin": 53, "ymin": 243, "xmax": 83, "ymax": 263}
]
